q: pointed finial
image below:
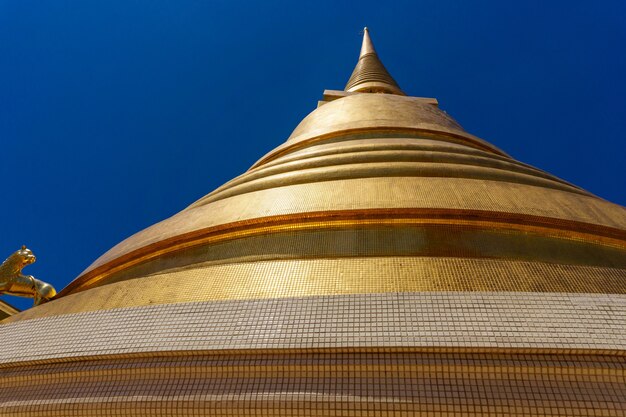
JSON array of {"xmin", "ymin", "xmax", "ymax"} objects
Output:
[
  {"xmin": 360, "ymin": 27, "xmax": 376, "ymax": 57},
  {"xmin": 345, "ymin": 28, "xmax": 405, "ymax": 95}
]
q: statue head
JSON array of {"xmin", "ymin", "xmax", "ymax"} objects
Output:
[{"xmin": 16, "ymin": 245, "xmax": 36, "ymax": 267}]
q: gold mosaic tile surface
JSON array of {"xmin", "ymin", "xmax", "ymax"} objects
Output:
[
  {"xmin": 81, "ymin": 176, "xmax": 626, "ymax": 279},
  {"xmin": 0, "ymin": 351, "xmax": 624, "ymax": 416},
  {"xmin": 12, "ymin": 257, "xmax": 624, "ymax": 320},
  {"xmin": 93, "ymin": 225, "xmax": 626, "ymax": 285}
]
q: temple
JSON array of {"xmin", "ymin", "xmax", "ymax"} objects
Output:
[{"xmin": 1, "ymin": 28, "xmax": 625, "ymax": 416}]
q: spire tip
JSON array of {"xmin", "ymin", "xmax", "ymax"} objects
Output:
[
  {"xmin": 360, "ymin": 27, "xmax": 375, "ymax": 57},
  {"xmin": 345, "ymin": 28, "xmax": 405, "ymax": 95}
]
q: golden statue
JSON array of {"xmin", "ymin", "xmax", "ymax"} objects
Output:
[{"xmin": 0, "ymin": 246, "xmax": 56, "ymax": 306}]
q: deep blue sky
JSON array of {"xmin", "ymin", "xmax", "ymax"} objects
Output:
[{"xmin": 1, "ymin": 1, "xmax": 625, "ymax": 310}]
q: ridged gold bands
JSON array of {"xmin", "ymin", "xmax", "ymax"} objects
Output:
[
  {"xmin": 252, "ymin": 127, "xmax": 509, "ymax": 169},
  {"xmin": 1, "ymin": 351, "xmax": 624, "ymax": 415},
  {"xmin": 59, "ymin": 208, "xmax": 626, "ymax": 296},
  {"xmin": 195, "ymin": 159, "xmax": 587, "ymax": 208},
  {"xmin": 1, "ymin": 348, "xmax": 626, "ymax": 369}
]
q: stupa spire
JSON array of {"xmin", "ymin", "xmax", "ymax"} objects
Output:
[
  {"xmin": 345, "ymin": 27, "xmax": 405, "ymax": 95},
  {"xmin": 359, "ymin": 26, "xmax": 376, "ymax": 56}
]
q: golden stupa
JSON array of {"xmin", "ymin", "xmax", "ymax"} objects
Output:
[{"xmin": 1, "ymin": 28, "xmax": 625, "ymax": 416}]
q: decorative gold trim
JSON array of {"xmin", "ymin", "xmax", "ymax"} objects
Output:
[
  {"xmin": 251, "ymin": 127, "xmax": 510, "ymax": 169},
  {"xmin": 193, "ymin": 149, "xmax": 588, "ymax": 209},
  {"xmin": 1, "ymin": 346, "xmax": 624, "ymax": 370},
  {"xmin": 59, "ymin": 208, "xmax": 626, "ymax": 297}
]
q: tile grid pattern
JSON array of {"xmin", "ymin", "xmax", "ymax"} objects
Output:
[
  {"xmin": 1, "ymin": 292, "xmax": 624, "ymax": 365},
  {"xmin": 12, "ymin": 258, "xmax": 626, "ymax": 322},
  {"xmin": 0, "ymin": 352, "xmax": 624, "ymax": 416}
]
